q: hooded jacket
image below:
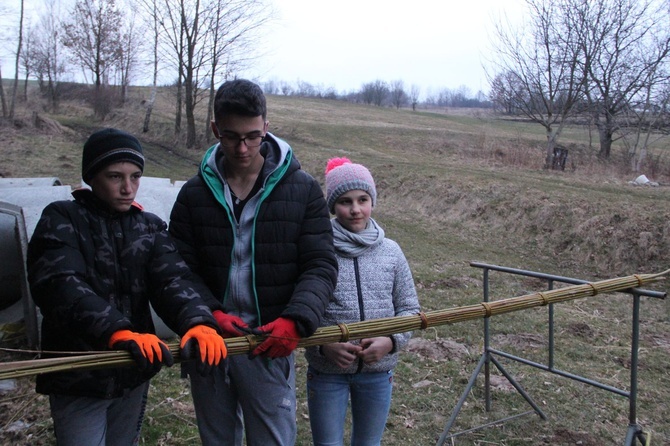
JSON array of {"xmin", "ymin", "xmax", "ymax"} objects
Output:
[
  {"xmin": 304, "ymin": 223, "xmax": 420, "ymax": 374},
  {"xmin": 27, "ymin": 189, "xmax": 218, "ymax": 398},
  {"xmin": 169, "ymin": 133, "xmax": 337, "ymax": 337}
]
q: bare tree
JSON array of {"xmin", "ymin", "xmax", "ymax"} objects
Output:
[
  {"xmin": 490, "ymin": 0, "xmax": 670, "ymax": 166},
  {"xmin": 25, "ymin": 0, "xmax": 67, "ymax": 112},
  {"xmin": 116, "ymin": 13, "xmax": 143, "ymax": 104},
  {"xmin": 20, "ymin": 29, "xmax": 33, "ymax": 102},
  {"xmin": 279, "ymin": 81, "xmax": 293, "ymax": 96},
  {"xmin": 488, "ymin": 0, "xmax": 587, "ymax": 168},
  {"xmin": 579, "ymin": 0, "xmax": 670, "ymax": 159},
  {"xmin": 409, "ymin": 84, "xmax": 420, "ymax": 111},
  {"xmin": 360, "ymin": 80, "xmax": 388, "ymax": 107},
  {"xmin": 178, "ymin": 0, "xmax": 208, "ymax": 147},
  {"xmin": 153, "ymin": 0, "xmax": 186, "ymax": 134},
  {"xmin": 450, "ymin": 85, "xmax": 470, "ymax": 107},
  {"xmin": 262, "ymin": 79, "xmax": 279, "ymax": 95},
  {"xmin": 489, "ymin": 71, "xmax": 525, "ymax": 114},
  {"xmin": 389, "ymin": 80, "xmax": 407, "ymax": 109},
  {"xmin": 435, "ymin": 88, "xmax": 453, "ymax": 107},
  {"xmin": 139, "ymin": 0, "xmax": 161, "ymax": 133},
  {"xmin": 62, "ymin": 0, "xmax": 124, "ymax": 118},
  {"xmin": 360, "ymin": 82, "xmax": 375, "ymax": 105},
  {"xmin": 617, "ymin": 63, "xmax": 670, "ymax": 171},
  {"xmin": 204, "ymin": 0, "xmax": 269, "ymax": 143},
  {"xmin": 295, "ymin": 80, "xmax": 317, "ymax": 97},
  {"xmin": 156, "ymin": 0, "xmax": 270, "ymax": 147}
]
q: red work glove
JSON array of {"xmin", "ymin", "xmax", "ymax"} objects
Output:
[
  {"xmin": 212, "ymin": 310, "xmax": 249, "ymax": 338},
  {"xmin": 252, "ymin": 317, "xmax": 300, "ymax": 358},
  {"xmin": 179, "ymin": 325, "xmax": 227, "ymax": 376},
  {"xmin": 109, "ymin": 329, "xmax": 174, "ymax": 374}
]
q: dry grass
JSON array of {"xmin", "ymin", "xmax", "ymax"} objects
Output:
[{"xmin": 1, "ymin": 84, "xmax": 669, "ymax": 445}]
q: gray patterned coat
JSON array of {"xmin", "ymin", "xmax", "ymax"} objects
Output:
[
  {"xmin": 27, "ymin": 189, "xmax": 218, "ymax": 398},
  {"xmin": 304, "ymin": 238, "xmax": 420, "ymax": 374}
]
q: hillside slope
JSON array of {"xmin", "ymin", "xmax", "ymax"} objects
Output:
[
  {"xmin": 2, "ymin": 89, "xmax": 669, "ymax": 280},
  {"xmin": 1, "ymin": 86, "xmax": 669, "ymax": 445}
]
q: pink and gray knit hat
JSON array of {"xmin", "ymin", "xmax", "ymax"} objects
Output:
[{"xmin": 325, "ymin": 157, "xmax": 377, "ymax": 213}]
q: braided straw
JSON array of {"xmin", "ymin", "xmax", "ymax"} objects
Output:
[{"xmin": 1, "ymin": 269, "xmax": 667, "ymax": 380}]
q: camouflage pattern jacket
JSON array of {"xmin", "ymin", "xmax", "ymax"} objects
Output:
[{"xmin": 27, "ymin": 189, "xmax": 218, "ymax": 399}]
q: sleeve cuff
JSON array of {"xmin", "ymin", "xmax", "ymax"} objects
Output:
[{"xmin": 388, "ymin": 335, "xmax": 397, "ymax": 353}]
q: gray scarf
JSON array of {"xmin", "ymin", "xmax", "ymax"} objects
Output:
[{"xmin": 331, "ymin": 217, "xmax": 385, "ymax": 258}]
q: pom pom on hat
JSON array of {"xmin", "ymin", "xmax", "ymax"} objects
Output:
[
  {"xmin": 325, "ymin": 157, "xmax": 376, "ymax": 213},
  {"xmin": 82, "ymin": 128, "xmax": 144, "ymax": 183}
]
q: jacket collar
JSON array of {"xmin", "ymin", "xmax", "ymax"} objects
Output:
[
  {"xmin": 72, "ymin": 188, "xmax": 142, "ymax": 216},
  {"xmin": 199, "ymin": 132, "xmax": 295, "ymax": 208}
]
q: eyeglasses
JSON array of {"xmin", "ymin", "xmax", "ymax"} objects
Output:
[{"xmin": 217, "ymin": 131, "xmax": 265, "ymax": 149}]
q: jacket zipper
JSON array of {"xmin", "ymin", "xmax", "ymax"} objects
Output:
[{"xmin": 354, "ymin": 257, "xmax": 365, "ymax": 373}]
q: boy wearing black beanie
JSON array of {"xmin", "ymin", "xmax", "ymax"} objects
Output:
[{"xmin": 27, "ymin": 128, "xmax": 227, "ymax": 445}]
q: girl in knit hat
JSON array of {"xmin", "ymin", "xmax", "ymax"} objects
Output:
[{"xmin": 305, "ymin": 157, "xmax": 421, "ymax": 445}]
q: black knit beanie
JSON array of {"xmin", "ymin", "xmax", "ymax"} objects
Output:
[{"xmin": 81, "ymin": 128, "xmax": 145, "ymax": 183}]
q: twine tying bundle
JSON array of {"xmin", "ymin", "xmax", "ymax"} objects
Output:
[{"xmin": 1, "ymin": 269, "xmax": 667, "ymax": 380}]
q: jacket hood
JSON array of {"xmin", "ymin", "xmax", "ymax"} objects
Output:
[{"xmin": 199, "ymin": 132, "xmax": 294, "ymax": 209}]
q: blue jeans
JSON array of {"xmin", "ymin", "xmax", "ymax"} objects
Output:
[
  {"xmin": 49, "ymin": 381, "xmax": 149, "ymax": 446},
  {"xmin": 307, "ymin": 366, "xmax": 393, "ymax": 446}
]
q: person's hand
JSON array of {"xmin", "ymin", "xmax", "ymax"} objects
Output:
[
  {"xmin": 356, "ymin": 337, "xmax": 393, "ymax": 365},
  {"xmin": 180, "ymin": 325, "xmax": 227, "ymax": 376},
  {"xmin": 251, "ymin": 317, "xmax": 300, "ymax": 358},
  {"xmin": 212, "ymin": 310, "xmax": 249, "ymax": 338},
  {"xmin": 321, "ymin": 342, "xmax": 363, "ymax": 369},
  {"xmin": 108, "ymin": 329, "xmax": 174, "ymax": 374}
]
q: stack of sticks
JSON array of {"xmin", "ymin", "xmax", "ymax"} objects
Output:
[{"xmin": 1, "ymin": 269, "xmax": 667, "ymax": 380}]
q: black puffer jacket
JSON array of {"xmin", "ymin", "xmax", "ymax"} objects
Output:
[
  {"xmin": 27, "ymin": 189, "xmax": 218, "ymax": 398},
  {"xmin": 169, "ymin": 134, "xmax": 337, "ymax": 337}
]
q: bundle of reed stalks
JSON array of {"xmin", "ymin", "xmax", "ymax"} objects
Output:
[{"xmin": 1, "ymin": 269, "xmax": 667, "ymax": 380}]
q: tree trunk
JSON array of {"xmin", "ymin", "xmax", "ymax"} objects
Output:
[
  {"xmin": 9, "ymin": 0, "xmax": 24, "ymax": 120},
  {"xmin": 543, "ymin": 127, "xmax": 559, "ymax": 169},
  {"xmin": 184, "ymin": 72, "xmax": 196, "ymax": 148},
  {"xmin": 205, "ymin": 55, "xmax": 218, "ymax": 145},
  {"xmin": 544, "ymin": 140, "xmax": 556, "ymax": 169},
  {"xmin": 47, "ymin": 77, "xmax": 54, "ymax": 112},
  {"xmin": 0, "ymin": 66, "xmax": 7, "ymax": 118},
  {"xmin": 143, "ymin": 87, "xmax": 156, "ymax": 133},
  {"xmin": 23, "ymin": 73, "xmax": 29, "ymax": 101},
  {"xmin": 175, "ymin": 76, "xmax": 183, "ymax": 135},
  {"xmin": 205, "ymin": 83, "xmax": 215, "ymax": 142},
  {"xmin": 597, "ymin": 124, "xmax": 613, "ymax": 158},
  {"xmin": 632, "ymin": 147, "xmax": 646, "ymax": 172},
  {"xmin": 144, "ymin": 0, "xmax": 159, "ymax": 134},
  {"xmin": 121, "ymin": 82, "xmax": 128, "ymax": 105}
]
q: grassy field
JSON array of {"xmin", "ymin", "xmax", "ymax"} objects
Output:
[{"xmin": 1, "ymin": 85, "xmax": 669, "ymax": 445}]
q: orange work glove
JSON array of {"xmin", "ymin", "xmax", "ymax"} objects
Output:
[
  {"xmin": 180, "ymin": 325, "xmax": 227, "ymax": 376},
  {"xmin": 251, "ymin": 317, "xmax": 300, "ymax": 358},
  {"xmin": 109, "ymin": 329, "xmax": 174, "ymax": 374},
  {"xmin": 212, "ymin": 310, "xmax": 249, "ymax": 338}
]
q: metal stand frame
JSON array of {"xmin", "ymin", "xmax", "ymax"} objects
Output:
[{"xmin": 437, "ymin": 262, "xmax": 665, "ymax": 446}]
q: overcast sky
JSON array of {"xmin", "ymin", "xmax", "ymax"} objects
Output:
[
  {"xmin": 1, "ymin": 0, "xmax": 526, "ymax": 99},
  {"xmin": 241, "ymin": 0, "xmax": 527, "ymax": 97}
]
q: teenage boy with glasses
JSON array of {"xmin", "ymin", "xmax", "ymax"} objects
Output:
[{"xmin": 169, "ymin": 79, "xmax": 338, "ymax": 445}]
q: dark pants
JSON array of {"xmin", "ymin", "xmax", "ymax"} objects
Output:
[
  {"xmin": 49, "ymin": 381, "xmax": 149, "ymax": 446},
  {"xmin": 189, "ymin": 354, "xmax": 297, "ymax": 446}
]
